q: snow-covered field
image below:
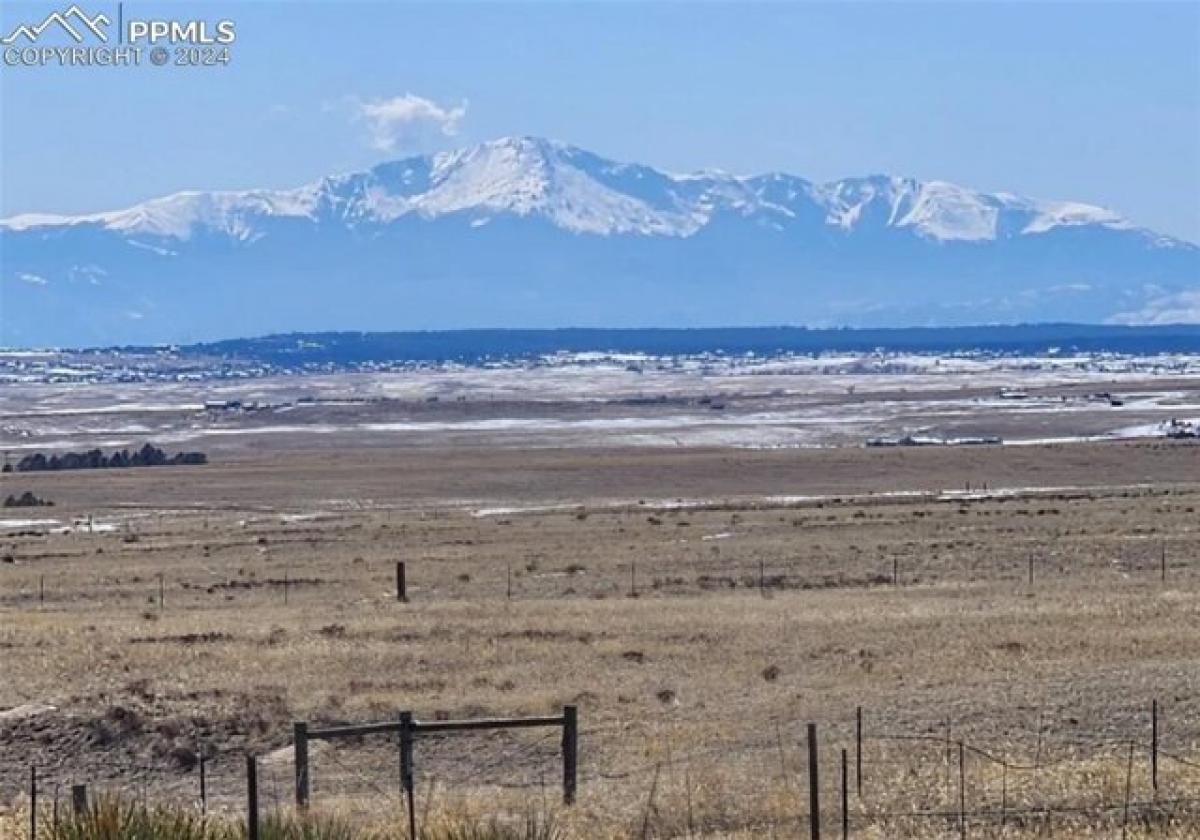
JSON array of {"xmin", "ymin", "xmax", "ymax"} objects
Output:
[{"xmin": 2, "ymin": 350, "xmax": 1198, "ymax": 454}]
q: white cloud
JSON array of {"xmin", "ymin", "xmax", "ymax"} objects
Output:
[
  {"xmin": 1109, "ymin": 289, "xmax": 1200, "ymax": 325},
  {"xmin": 354, "ymin": 93, "xmax": 467, "ymax": 154}
]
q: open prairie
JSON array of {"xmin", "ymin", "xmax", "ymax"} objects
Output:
[{"xmin": 2, "ymin": 366, "xmax": 1199, "ymax": 837}]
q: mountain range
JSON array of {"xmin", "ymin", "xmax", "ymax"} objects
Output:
[{"xmin": 2, "ymin": 136, "xmax": 1196, "ymax": 347}]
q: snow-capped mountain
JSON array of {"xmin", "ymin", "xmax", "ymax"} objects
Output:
[{"xmin": 2, "ymin": 136, "xmax": 1196, "ymax": 346}]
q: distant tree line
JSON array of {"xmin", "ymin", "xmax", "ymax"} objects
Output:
[
  {"xmin": 179, "ymin": 324, "xmax": 1200, "ymax": 366},
  {"xmin": 3, "ymin": 491, "xmax": 53, "ymax": 507},
  {"xmin": 2, "ymin": 443, "xmax": 207, "ymax": 473}
]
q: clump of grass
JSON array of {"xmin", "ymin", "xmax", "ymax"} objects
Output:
[
  {"xmin": 31, "ymin": 797, "xmax": 565, "ymax": 840},
  {"xmin": 45, "ymin": 795, "xmax": 225, "ymax": 840},
  {"xmin": 260, "ymin": 811, "xmax": 359, "ymax": 840},
  {"xmin": 419, "ymin": 811, "xmax": 565, "ymax": 840}
]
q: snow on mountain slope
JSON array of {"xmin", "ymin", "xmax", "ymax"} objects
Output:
[
  {"xmin": 2, "ymin": 189, "xmax": 322, "ymax": 240},
  {"xmin": 2, "ymin": 136, "xmax": 1196, "ymax": 347},
  {"xmin": 411, "ymin": 137, "xmax": 704, "ymax": 234},
  {"xmin": 0, "ymin": 136, "xmax": 1152, "ymax": 244}
]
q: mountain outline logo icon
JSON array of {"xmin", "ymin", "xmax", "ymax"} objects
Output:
[{"xmin": 1, "ymin": 4, "xmax": 111, "ymax": 45}]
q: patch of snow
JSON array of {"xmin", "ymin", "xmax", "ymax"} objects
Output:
[
  {"xmin": 280, "ymin": 512, "xmax": 328, "ymax": 523},
  {"xmin": 1022, "ymin": 200, "xmax": 1127, "ymax": 234},
  {"xmin": 0, "ymin": 518, "xmax": 60, "ymax": 531},
  {"xmin": 473, "ymin": 504, "xmax": 580, "ymax": 517},
  {"xmin": 0, "ymin": 703, "xmax": 56, "ymax": 722},
  {"xmin": 897, "ymin": 181, "xmax": 998, "ymax": 241}
]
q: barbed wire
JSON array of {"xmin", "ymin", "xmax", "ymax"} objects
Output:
[
  {"xmin": 413, "ymin": 728, "xmax": 560, "ymax": 789},
  {"xmin": 863, "ymin": 732, "xmax": 1140, "ymax": 772},
  {"xmin": 7, "ymin": 533, "xmax": 1199, "ymax": 609},
  {"xmin": 1160, "ymin": 749, "xmax": 1200, "ymax": 770},
  {"xmin": 312, "ymin": 742, "xmax": 404, "ymax": 806},
  {"xmin": 6, "ymin": 708, "xmax": 1200, "ymax": 836},
  {"xmin": 853, "ymin": 795, "xmax": 1200, "ymax": 822}
]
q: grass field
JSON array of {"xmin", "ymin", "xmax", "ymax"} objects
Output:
[{"xmin": 2, "ymin": 439, "xmax": 1199, "ymax": 837}]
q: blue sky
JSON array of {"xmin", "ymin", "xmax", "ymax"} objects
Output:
[{"xmin": 2, "ymin": 1, "xmax": 1198, "ymax": 241}]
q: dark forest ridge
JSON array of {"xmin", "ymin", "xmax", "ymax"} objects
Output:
[{"xmin": 162, "ymin": 323, "xmax": 1200, "ymax": 365}]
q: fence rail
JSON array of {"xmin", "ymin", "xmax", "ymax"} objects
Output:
[{"xmin": 293, "ymin": 704, "xmax": 578, "ymax": 838}]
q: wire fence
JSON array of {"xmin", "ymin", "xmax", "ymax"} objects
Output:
[
  {"xmin": 3, "ymin": 535, "xmax": 1198, "ymax": 613},
  {"xmin": 6, "ymin": 701, "xmax": 1200, "ymax": 837}
]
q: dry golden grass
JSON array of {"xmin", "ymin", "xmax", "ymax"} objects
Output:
[{"xmin": 2, "ymin": 441, "xmax": 1199, "ymax": 836}]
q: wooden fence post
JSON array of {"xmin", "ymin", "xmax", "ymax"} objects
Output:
[
  {"xmin": 400, "ymin": 711, "xmax": 416, "ymax": 840},
  {"xmin": 1161, "ymin": 543, "xmax": 1167, "ymax": 582},
  {"xmin": 396, "ymin": 562, "xmax": 407, "ymax": 602},
  {"xmin": 562, "ymin": 705, "xmax": 578, "ymax": 804},
  {"xmin": 892, "ymin": 558, "xmax": 897, "ymax": 587},
  {"xmin": 158, "ymin": 572, "xmax": 164, "ymax": 611},
  {"xmin": 39, "ymin": 575, "xmax": 44, "ymax": 605},
  {"xmin": 294, "ymin": 721, "xmax": 310, "ymax": 807},
  {"xmin": 299, "ymin": 709, "xmax": 587, "ymax": 830},
  {"xmin": 807, "ymin": 723, "xmax": 821, "ymax": 840},
  {"xmin": 246, "ymin": 754, "xmax": 259, "ymax": 840},
  {"xmin": 71, "ymin": 784, "xmax": 87, "ymax": 816},
  {"xmin": 199, "ymin": 752, "xmax": 207, "ymax": 815}
]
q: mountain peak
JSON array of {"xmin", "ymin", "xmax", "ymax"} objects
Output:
[
  {"xmin": 0, "ymin": 136, "xmax": 1173, "ymax": 246},
  {"xmin": 2, "ymin": 136, "xmax": 1195, "ymax": 346}
]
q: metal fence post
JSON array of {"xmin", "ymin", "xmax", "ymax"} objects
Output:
[
  {"xmin": 840, "ymin": 748, "xmax": 849, "ymax": 838},
  {"xmin": 855, "ymin": 706, "xmax": 863, "ymax": 798},
  {"xmin": 29, "ymin": 765, "xmax": 36, "ymax": 840},
  {"xmin": 1151, "ymin": 699, "xmax": 1159, "ymax": 792},
  {"xmin": 807, "ymin": 723, "xmax": 821, "ymax": 840},
  {"xmin": 562, "ymin": 705, "xmax": 578, "ymax": 804},
  {"xmin": 199, "ymin": 753, "xmax": 207, "ymax": 815},
  {"xmin": 958, "ymin": 741, "xmax": 966, "ymax": 839}
]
